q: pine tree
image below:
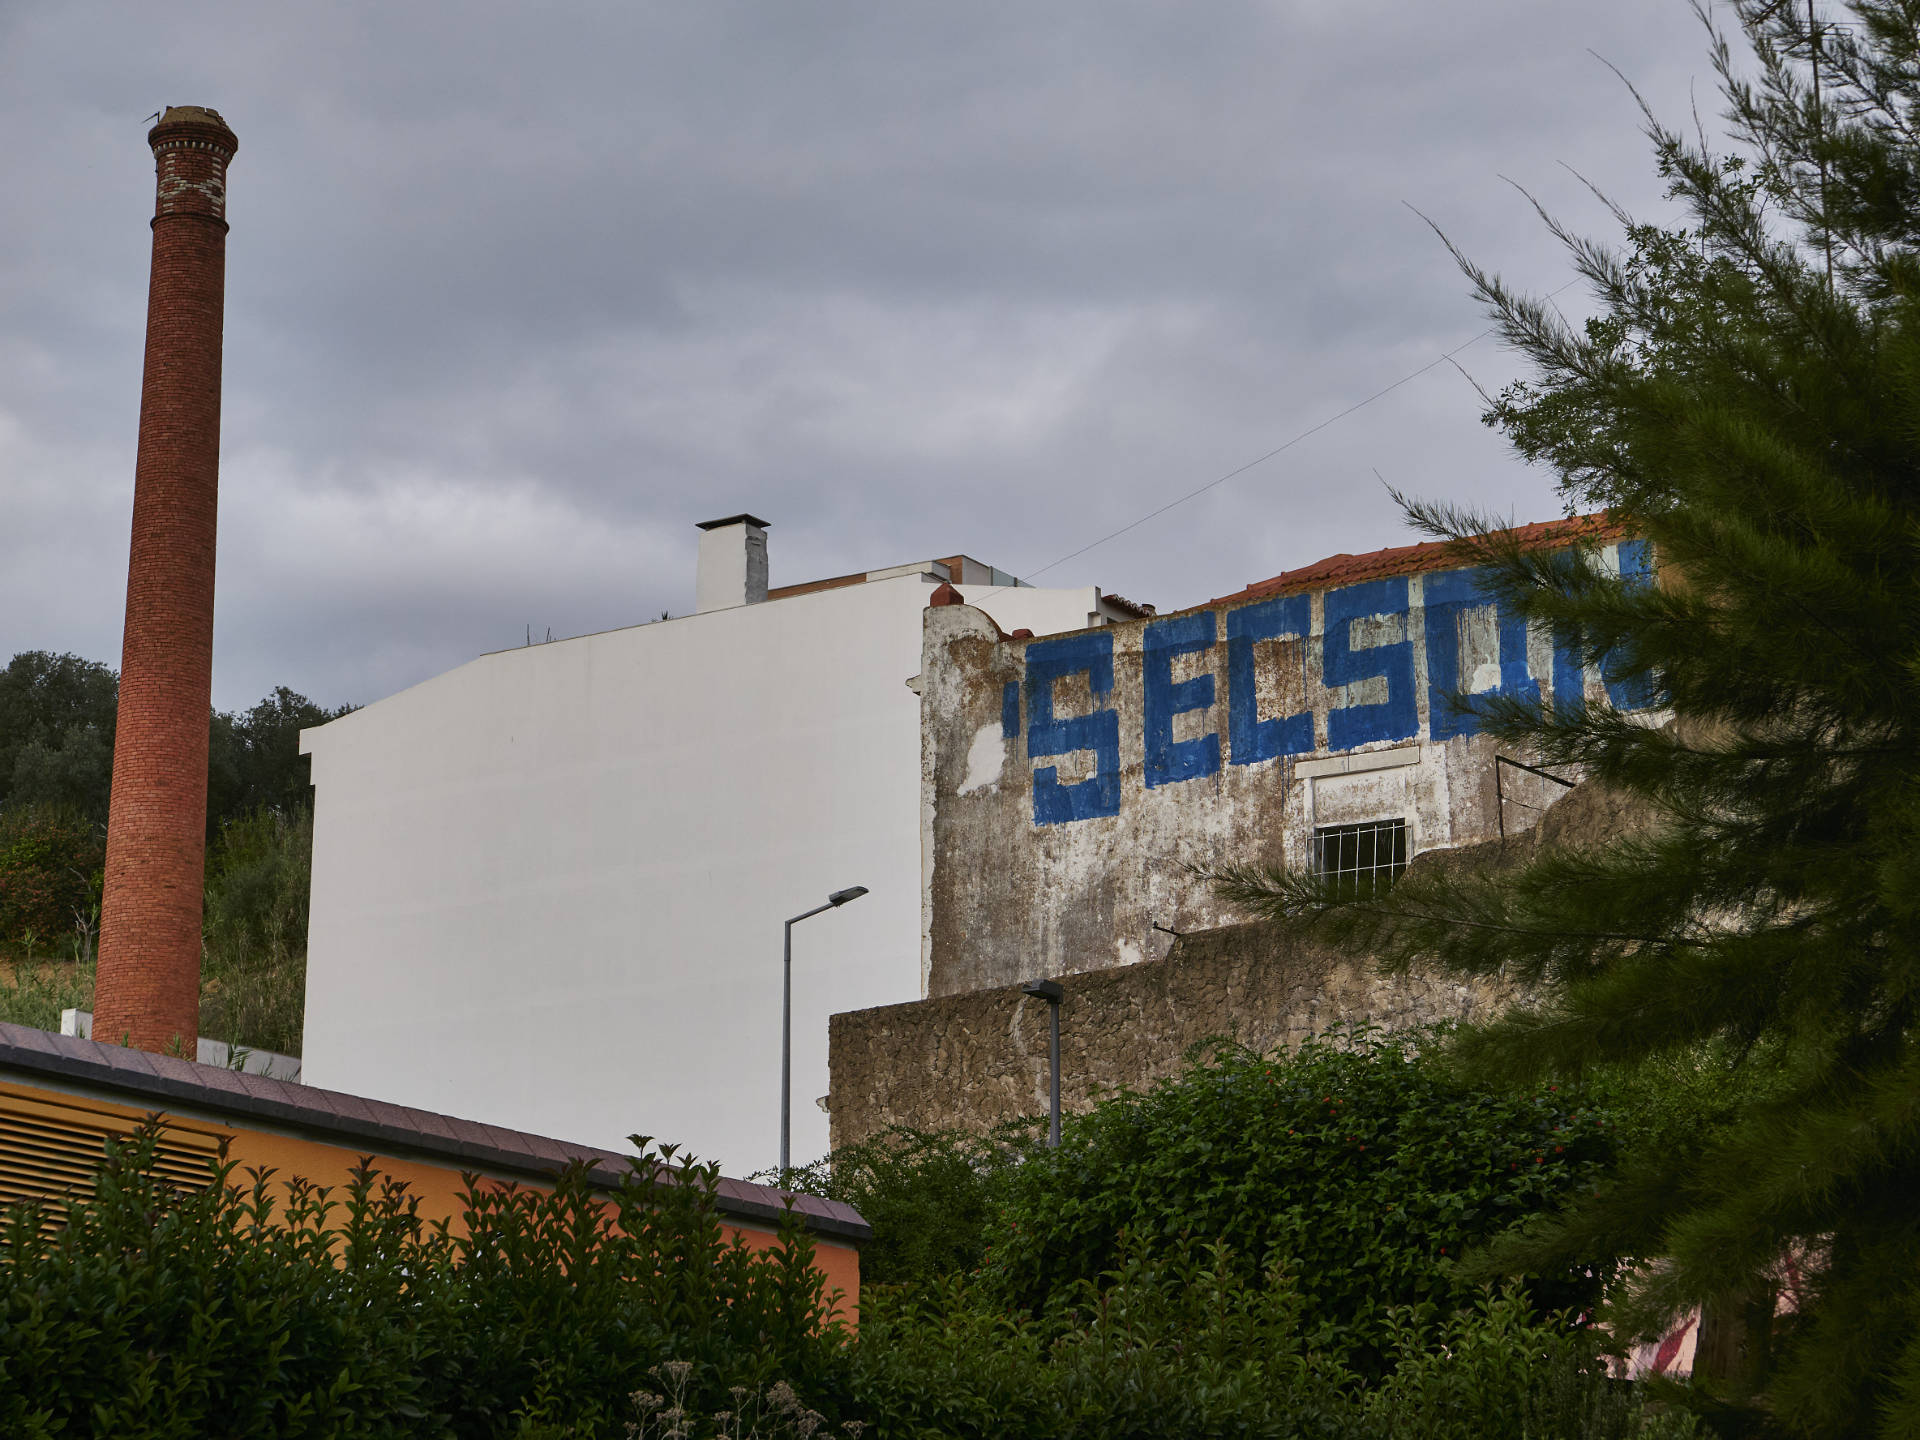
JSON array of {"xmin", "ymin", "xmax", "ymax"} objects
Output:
[{"xmin": 1216, "ymin": 4, "xmax": 1920, "ymax": 1433}]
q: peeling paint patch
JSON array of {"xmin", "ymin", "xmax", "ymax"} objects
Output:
[{"xmin": 959, "ymin": 723, "xmax": 1005, "ymax": 795}]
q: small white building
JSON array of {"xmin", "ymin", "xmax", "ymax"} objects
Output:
[{"xmin": 299, "ymin": 517, "xmax": 1144, "ymax": 1174}]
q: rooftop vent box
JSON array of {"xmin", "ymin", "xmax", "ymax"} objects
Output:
[{"xmin": 695, "ymin": 514, "xmax": 771, "ymax": 613}]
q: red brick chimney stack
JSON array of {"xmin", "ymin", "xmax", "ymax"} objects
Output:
[{"xmin": 95, "ymin": 106, "xmax": 239, "ymax": 1053}]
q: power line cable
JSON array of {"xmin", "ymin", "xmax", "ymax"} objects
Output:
[{"xmin": 1022, "ymin": 281, "xmax": 1580, "ymax": 581}]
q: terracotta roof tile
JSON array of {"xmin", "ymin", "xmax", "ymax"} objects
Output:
[{"xmin": 1213, "ymin": 512, "xmax": 1630, "ymax": 606}]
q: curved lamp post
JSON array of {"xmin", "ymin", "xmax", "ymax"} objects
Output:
[{"xmin": 782, "ymin": 885, "xmax": 868, "ymax": 1174}]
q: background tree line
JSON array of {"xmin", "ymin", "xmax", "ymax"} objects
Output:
[{"xmin": 0, "ymin": 649, "xmax": 352, "ymax": 1053}]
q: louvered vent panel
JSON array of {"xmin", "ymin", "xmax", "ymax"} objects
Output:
[{"xmin": 0, "ymin": 1089, "xmax": 219, "ymax": 1223}]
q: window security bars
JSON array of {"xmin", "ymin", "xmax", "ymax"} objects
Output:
[{"xmin": 1313, "ymin": 818, "xmax": 1409, "ymax": 899}]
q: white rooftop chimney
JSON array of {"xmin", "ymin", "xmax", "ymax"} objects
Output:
[{"xmin": 695, "ymin": 514, "xmax": 771, "ymax": 613}]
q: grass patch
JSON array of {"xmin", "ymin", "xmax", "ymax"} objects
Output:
[{"xmin": 0, "ymin": 954, "xmax": 95, "ymax": 1032}]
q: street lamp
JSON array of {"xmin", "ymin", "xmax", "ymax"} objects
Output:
[
  {"xmin": 781, "ymin": 885, "xmax": 868, "ymax": 1175},
  {"xmin": 1021, "ymin": 978, "xmax": 1064, "ymax": 1147}
]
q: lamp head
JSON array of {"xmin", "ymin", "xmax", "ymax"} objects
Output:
[
  {"xmin": 1022, "ymin": 979, "xmax": 1064, "ymax": 1004},
  {"xmin": 828, "ymin": 886, "xmax": 869, "ymax": 907}
]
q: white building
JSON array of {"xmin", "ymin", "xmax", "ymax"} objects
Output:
[{"xmin": 300, "ymin": 517, "xmax": 1145, "ymax": 1173}]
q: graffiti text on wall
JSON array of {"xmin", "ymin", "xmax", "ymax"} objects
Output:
[{"xmin": 1013, "ymin": 544, "xmax": 1653, "ymax": 826}]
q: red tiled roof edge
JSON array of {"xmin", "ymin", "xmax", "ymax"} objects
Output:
[
  {"xmin": 1212, "ymin": 512, "xmax": 1631, "ymax": 607},
  {"xmin": 1100, "ymin": 593, "xmax": 1156, "ymax": 619}
]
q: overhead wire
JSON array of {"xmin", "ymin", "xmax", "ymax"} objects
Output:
[{"xmin": 1021, "ymin": 280, "xmax": 1582, "ymax": 582}]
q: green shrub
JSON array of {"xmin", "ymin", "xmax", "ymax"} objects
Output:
[
  {"xmin": 0, "ymin": 1113, "xmax": 1694, "ymax": 1439},
  {"xmin": 1356, "ymin": 1289, "xmax": 1699, "ymax": 1440},
  {"xmin": 981, "ymin": 1025, "xmax": 1619, "ymax": 1375},
  {"xmin": 201, "ymin": 805, "xmax": 313, "ymax": 1055},
  {"xmin": 849, "ymin": 1237, "xmax": 1353, "ymax": 1439},
  {"xmin": 785, "ymin": 1125, "xmax": 1028, "ymax": 1287},
  {"xmin": 0, "ymin": 803, "xmax": 103, "ymax": 951},
  {"xmin": 0, "ymin": 1125, "xmax": 853, "ymax": 1438},
  {"xmin": 848, "ymin": 1241, "xmax": 1688, "ymax": 1440}
]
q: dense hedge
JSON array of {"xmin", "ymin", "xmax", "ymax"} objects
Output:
[
  {"xmin": 784, "ymin": 1124, "xmax": 1027, "ymax": 1288},
  {"xmin": 0, "ymin": 804, "xmax": 102, "ymax": 950},
  {"xmin": 849, "ymin": 1252, "xmax": 1693, "ymax": 1440},
  {"xmin": 0, "ymin": 1128, "xmax": 850, "ymax": 1438},
  {"xmin": 0, "ymin": 1035, "xmax": 1698, "ymax": 1437},
  {"xmin": 979, "ymin": 1026, "xmax": 1619, "ymax": 1375}
]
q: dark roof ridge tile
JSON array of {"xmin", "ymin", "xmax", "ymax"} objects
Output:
[{"xmin": 0, "ymin": 1023, "xmax": 868, "ymax": 1242}]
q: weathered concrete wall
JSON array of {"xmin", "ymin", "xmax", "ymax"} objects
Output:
[
  {"xmin": 832, "ymin": 767, "xmax": 1656, "ymax": 1146},
  {"xmin": 921, "ymin": 540, "xmax": 1654, "ymax": 997},
  {"xmin": 829, "ymin": 915, "xmax": 1523, "ymax": 1148}
]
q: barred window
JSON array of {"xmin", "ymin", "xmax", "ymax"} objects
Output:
[{"xmin": 1313, "ymin": 818, "xmax": 1408, "ymax": 898}]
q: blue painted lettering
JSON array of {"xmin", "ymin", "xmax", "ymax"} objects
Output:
[
  {"xmin": 1025, "ymin": 632, "xmax": 1122, "ymax": 824},
  {"xmin": 1142, "ymin": 612, "xmax": 1221, "ymax": 788},
  {"xmin": 1603, "ymin": 539, "xmax": 1658, "ymax": 709},
  {"xmin": 1422, "ymin": 568, "xmax": 1538, "ymax": 740},
  {"xmin": 1225, "ymin": 595, "xmax": 1313, "ymax": 765},
  {"xmin": 1553, "ymin": 634, "xmax": 1589, "ymax": 719},
  {"xmin": 1324, "ymin": 577, "xmax": 1418, "ymax": 749}
]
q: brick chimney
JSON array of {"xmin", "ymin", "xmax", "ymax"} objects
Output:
[{"xmin": 94, "ymin": 106, "xmax": 238, "ymax": 1053}]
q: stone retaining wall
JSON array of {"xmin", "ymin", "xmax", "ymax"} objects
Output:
[{"xmin": 827, "ymin": 915, "xmax": 1521, "ymax": 1148}]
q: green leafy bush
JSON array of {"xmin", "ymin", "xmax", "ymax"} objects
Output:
[
  {"xmin": 784, "ymin": 1126, "xmax": 1028, "ymax": 1287},
  {"xmin": 0, "ymin": 1111, "xmax": 1695, "ymax": 1439},
  {"xmin": 848, "ymin": 1242, "xmax": 1689, "ymax": 1440},
  {"xmin": 1355, "ymin": 1290, "xmax": 1697, "ymax": 1440},
  {"xmin": 0, "ymin": 803, "xmax": 103, "ymax": 951},
  {"xmin": 981, "ymin": 1025, "xmax": 1618, "ymax": 1375},
  {"xmin": 200, "ymin": 804, "xmax": 313, "ymax": 1054},
  {"xmin": 849, "ymin": 1238, "xmax": 1351, "ymax": 1439},
  {"xmin": 0, "ymin": 1125, "xmax": 852, "ymax": 1438}
]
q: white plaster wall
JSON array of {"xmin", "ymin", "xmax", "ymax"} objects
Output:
[
  {"xmin": 954, "ymin": 584, "xmax": 1105, "ymax": 636},
  {"xmin": 300, "ymin": 575, "xmax": 1101, "ymax": 1175}
]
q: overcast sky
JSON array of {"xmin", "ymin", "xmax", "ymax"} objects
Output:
[{"xmin": 1, "ymin": 1, "xmax": 1715, "ymax": 712}]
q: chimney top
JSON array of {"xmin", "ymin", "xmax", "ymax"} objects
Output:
[
  {"xmin": 157, "ymin": 104, "xmax": 230, "ymax": 127},
  {"xmin": 695, "ymin": 515, "xmax": 771, "ymax": 612},
  {"xmin": 697, "ymin": 513, "xmax": 771, "ymax": 531},
  {"xmin": 149, "ymin": 106, "xmax": 237, "ymax": 152}
]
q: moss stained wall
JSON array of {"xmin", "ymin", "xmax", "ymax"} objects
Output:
[
  {"xmin": 829, "ymin": 916, "xmax": 1519, "ymax": 1148},
  {"xmin": 918, "ymin": 541, "xmax": 1651, "ymax": 999},
  {"xmin": 834, "ymin": 774, "xmax": 1654, "ymax": 1148}
]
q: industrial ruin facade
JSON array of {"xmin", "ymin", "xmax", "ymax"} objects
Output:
[
  {"xmin": 918, "ymin": 515, "xmax": 1647, "ymax": 996},
  {"xmin": 826, "ymin": 516, "xmax": 1655, "ymax": 1146}
]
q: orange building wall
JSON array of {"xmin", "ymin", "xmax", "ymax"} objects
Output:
[{"xmin": 0, "ymin": 1080, "xmax": 859, "ymax": 1321}]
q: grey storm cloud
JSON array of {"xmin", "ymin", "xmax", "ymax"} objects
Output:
[{"xmin": 1, "ymin": 0, "xmax": 1710, "ymax": 712}]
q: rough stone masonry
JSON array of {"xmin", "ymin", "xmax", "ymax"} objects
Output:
[
  {"xmin": 827, "ymin": 768, "xmax": 1655, "ymax": 1148},
  {"xmin": 95, "ymin": 106, "xmax": 238, "ymax": 1053}
]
